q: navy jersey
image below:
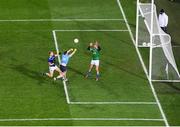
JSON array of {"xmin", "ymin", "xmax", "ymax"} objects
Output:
[{"xmin": 48, "ymin": 55, "xmax": 56, "ymax": 67}]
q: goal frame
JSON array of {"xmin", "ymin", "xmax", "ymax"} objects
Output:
[{"xmin": 135, "ymin": 0, "xmax": 180, "ymax": 82}]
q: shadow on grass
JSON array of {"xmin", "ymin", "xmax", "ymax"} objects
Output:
[
  {"xmin": 166, "ymin": 82, "xmax": 180, "ymax": 92},
  {"xmin": 154, "ymin": 82, "xmax": 180, "ymax": 94},
  {"xmin": 68, "ymin": 66, "xmax": 85, "ymax": 76},
  {"xmin": 10, "ymin": 63, "xmax": 58, "ymax": 85},
  {"xmin": 102, "ymin": 59, "xmax": 147, "ymax": 80}
]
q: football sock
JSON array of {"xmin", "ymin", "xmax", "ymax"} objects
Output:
[
  {"xmin": 96, "ymin": 73, "xmax": 100, "ymax": 78},
  {"xmin": 87, "ymin": 71, "xmax": 91, "ymax": 76},
  {"xmin": 57, "ymin": 75, "xmax": 63, "ymax": 79}
]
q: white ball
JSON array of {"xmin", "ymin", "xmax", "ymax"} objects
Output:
[
  {"xmin": 74, "ymin": 38, "xmax": 79, "ymax": 43},
  {"xmin": 143, "ymin": 42, "xmax": 147, "ymax": 46}
]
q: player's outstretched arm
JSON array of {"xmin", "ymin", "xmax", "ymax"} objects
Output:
[
  {"xmin": 54, "ymin": 51, "xmax": 61, "ymax": 57},
  {"xmin": 98, "ymin": 45, "xmax": 101, "ymax": 51},
  {"xmin": 48, "ymin": 62, "xmax": 54, "ymax": 66},
  {"xmin": 69, "ymin": 49, "xmax": 77, "ymax": 57},
  {"xmin": 95, "ymin": 41, "xmax": 101, "ymax": 51},
  {"xmin": 67, "ymin": 48, "xmax": 73, "ymax": 54}
]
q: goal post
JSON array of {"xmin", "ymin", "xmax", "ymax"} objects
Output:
[{"xmin": 136, "ymin": 0, "xmax": 180, "ymax": 82}]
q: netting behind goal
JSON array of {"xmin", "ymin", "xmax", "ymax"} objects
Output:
[{"xmin": 136, "ymin": 2, "xmax": 180, "ymax": 81}]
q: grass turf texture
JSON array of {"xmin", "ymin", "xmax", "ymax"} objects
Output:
[{"xmin": 0, "ymin": 0, "xmax": 179, "ymax": 126}]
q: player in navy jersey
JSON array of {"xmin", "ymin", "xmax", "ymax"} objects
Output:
[
  {"xmin": 54, "ymin": 48, "xmax": 77, "ymax": 81},
  {"xmin": 44, "ymin": 51, "xmax": 61, "ymax": 79}
]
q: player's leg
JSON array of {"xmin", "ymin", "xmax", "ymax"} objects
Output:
[
  {"xmin": 95, "ymin": 60, "xmax": 100, "ymax": 81},
  {"xmin": 46, "ymin": 67, "xmax": 54, "ymax": 78},
  {"xmin": 54, "ymin": 66, "xmax": 63, "ymax": 80},
  {"xmin": 56, "ymin": 65, "xmax": 67, "ymax": 81},
  {"xmin": 86, "ymin": 62, "xmax": 94, "ymax": 78},
  {"xmin": 95, "ymin": 66, "xmax": 100, "ymax": 81},
  {"xmin": 88, "ymin": 64, "xmax": 94, "ymax": 73},
  {"xmin": 56, "ymin": 72, "xmax": 65, "ymax": 80},
  {"xmin": 59, "ymin": 68, "xmax": 67, "ymax": 81},
  {"xmin": 63, "ymin": 71, "xmax": 68, "ymax": 81},
  {"xmin": 46, "ymin": 72, "xmax": 53, "ymax": 78}
]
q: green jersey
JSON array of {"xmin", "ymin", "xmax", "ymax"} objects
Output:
[{"xmin": 89, "ymin": 47, "xmax": 101, "ymax": 60}]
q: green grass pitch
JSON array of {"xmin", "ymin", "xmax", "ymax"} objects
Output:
[{"xmin": 0, "ymin": 0, "xmax": 180, "ymax": 126}]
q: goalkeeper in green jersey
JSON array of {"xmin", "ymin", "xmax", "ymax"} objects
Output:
[{"xmin": 86, "ymin": 41, "xmax": 101, "ymax": 81}]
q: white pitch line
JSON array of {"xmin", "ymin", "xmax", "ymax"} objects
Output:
[
  {"xmin": 152, "ymin": 80, "xmax": 180, "ymax": 83},
  {"xmin": 70, "ymin": 102, "xmax": 157, "ymax": 105},
  {"xmin": 52, "ymin": 30, "xmax": 61, "ymax": 63},
  {"xmin": 0, "ymin": 18, "xmax": 124, "ymax": 22},
  {"xmin": 52, "ymin": 30, "xmax": 70, "ymax": 104},
  {"xmin": 116, "ymin": 0, "xmax": 169, "ymax": 126},
  {"xmin": 54, "ymin": 29, "xmax": 128, "ymax": 32},
  {"xmin": 0, "ymin": 118, "xmax": 164, "ymax": 122},
  {"xmin": 63, "ymin": 81, "xmax": 70, "ymax": 104},
  {"xmin": 172, "ymin": 45, "xmax": 180, "ymax": 47},
  {"xmin": 138, "ymin": 45, "xmax": 180, "ymax": 48}
]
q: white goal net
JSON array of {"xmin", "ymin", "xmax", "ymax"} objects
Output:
[{"xmin": 136, "ymin": 0, "xmax": 180, "ymax": 82}]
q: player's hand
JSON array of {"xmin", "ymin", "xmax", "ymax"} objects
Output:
[
  {"xmin": 90, "ymin": 43, "xmax": 93, "ymax": 46},
  {"xmin": 70, "ymin": 48, "xmax": 73, "ymax": 51},
  {"xmin": 95, "ymin": 41, "xmax": 99, "ymax": 45},
  {"xmin": 74, "ymin": 48, "xmax": 77, "ymax": 52}
]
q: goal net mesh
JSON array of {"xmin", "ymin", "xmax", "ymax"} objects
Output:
[{"xmin": 137, "ymin": 2, "xmax": 180, "ymax": 81}]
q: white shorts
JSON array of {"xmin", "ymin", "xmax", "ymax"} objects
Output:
[
  {"xmin": 91, "ymin": 60, "xmax": 100, "ymax": 66},
  {"xmin": 49, "ymin": 65, "xmax": 58, "ymax": 74}
]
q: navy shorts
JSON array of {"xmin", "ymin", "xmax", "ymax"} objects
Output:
[{"xmin": 60, "ymin": 65, "xmax": 67, "ymax": 72}]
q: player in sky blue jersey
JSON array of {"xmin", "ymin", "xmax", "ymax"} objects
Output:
[
  {"xmin": 54, "ymin": 48, "xmax": 77, "ymax": 81},
  {"xmin": 44, "ymin": 51, "xmax": 61, "ymax": 79}
]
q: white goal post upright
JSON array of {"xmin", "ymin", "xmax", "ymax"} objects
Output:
[
  {"xmin": 136, "ymin": 0, "xmax": 180, "ymax": 82},
  {"xmin": 135, "ymin": 0, "xmax": 139, "ymax": 48},
  {"xmin": 149, "ymin": 0, "xmax": 154, "ymax": 81}
]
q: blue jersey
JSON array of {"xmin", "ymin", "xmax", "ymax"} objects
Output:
[
  {"xmin": 48, "ymin": 55, "xmax": 56, "ymax": 66},
  {"xmin": 61, "ymin": 54, "xmax": 70, "ymax": 66}
]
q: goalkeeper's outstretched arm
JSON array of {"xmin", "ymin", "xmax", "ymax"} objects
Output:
[
  {"xmin": 69, "ymin": 49, "xmax": 77, "ymax": 57},
  {"xmin": 87, "ymin": 43, "xmax": 93, "ymax": 50},
  {"xmin": 95, "ymin": 41, "xmax": 101, "ymax": 51}
]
